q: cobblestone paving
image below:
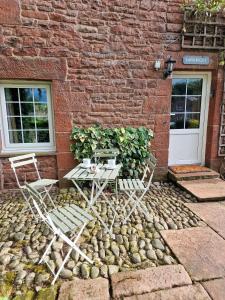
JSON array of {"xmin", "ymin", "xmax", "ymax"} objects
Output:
[{"xmin": 0, "ymin": 182, "xmax": 205, "ymax": 298}]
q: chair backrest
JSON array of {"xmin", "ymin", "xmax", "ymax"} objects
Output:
[
  {"xmin": 142, "ymin": 153, "xmax": 157, "ymax": 189},
  {"xmin": 93, "ymin": 148, "xmax": 120, "ymax": 163},
  {"xmin": 9, "ymin": 153, "xmax": 40, "ymax": 188}
]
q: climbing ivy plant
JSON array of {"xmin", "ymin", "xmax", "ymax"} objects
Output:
[
  {"xmin": 71, "ymin": 124, "xmax": 154, "ymax": 178},
  {"xmin": 183, "ymin": 0, "xmax": 225, "ymax": 15}
]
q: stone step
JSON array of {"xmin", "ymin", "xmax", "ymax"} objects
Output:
[
  {"xmin": 177, "ymin": 178, "xmax": 225, "ymax": 202},
  {"xmin": 168, "ymin": 169, "xmax": 219, "ymax": 182}
]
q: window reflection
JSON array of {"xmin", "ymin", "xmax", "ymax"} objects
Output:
[
  {"xmin": 170, "ymin": 114, "xmax": 184, "ymax": 129},
  {"xmin": 172, "ymin": 79, "xmax": 186, "ymax": 95}
]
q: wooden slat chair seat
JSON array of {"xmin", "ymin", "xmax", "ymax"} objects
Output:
[
  {"xmin": 9, "ymin": 153, "xmax": 58, "ymax": 218},
  {"xmin": 48, "ymin": 204, "xmax": 93, "ymax": 234},
  {"xmin": 119, "ymin": 153, "xmax": 157, "ymax": 223},
  {"xmin": 119, "ymin": 179, "xmax": 146, "ymax": 191},
  {"xmin": 29, "ymin": 186, "xmax": 94, "ymax": 285},
  {"xmin": 22, "ymin": 179, "xmax": 58, "ymax": 190}
]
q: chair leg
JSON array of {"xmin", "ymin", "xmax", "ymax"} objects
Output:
[
  {"xmin": 44, "ymin": 185, "xmax": 56, "ymax": 208},
  {"xmin": 51, "ymin": 224, "xmax": 92, "ymax": 285},
  {"xmin": 123, "ymin": 190, "xmax": 150, "ymax": 224},
  {"xmin": 21, "ymin": 190, "xmax": 38, "ymax": 220}
]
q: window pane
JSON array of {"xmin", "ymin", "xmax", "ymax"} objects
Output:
[
  {"xmin": 35, "ymin": 103, "xmax": 48, "ymax": 116},
  {"xmin": 187, "ymin": 79, "xmax": 203, "ymax": 95},
  {"xmin": 185, "ymin": 113, "xmax": 200, "ymax": 128},
  {"xmin": 37, "ymin": 131, "xmax": 50, "ymax": 143},
  {"xmin": 19, "ymin": 88, "xmax": 33, "ymax": 102},
  {"xmin": 21, "ymin": 103, "xmax": 34, "ymax": 116},
  {"xmin": 172, "ymin": 79, "xmax": 186, "ymax": 95},
  {"xmin": 34, "ymin": 88, "xmax": 47, "ymax": 103},
  {"xmin": 170, "ymin": 114, "xmax": 184, "ymax": 129},
  {"xmin": 23, "ymin": 131, "xmax": 36, "ymax": 143},
  {"xmin": 22, "ymin": 117, "xmax": 35, "ymax": 129},
  {"xmin": 171, "ymin": 96, "xmax": 185, "ymax": 113},
  {"xmin": 7, "ymin": 117, "xmax": 21, "ymax": 130},
  {"xmin": 6, "ymin": 102, "xmax": 20, "ymax": 116},
  {"xmin": 9, "ymin": 131, "xmax": 23, "ymax": 143},
  {"xmin": 186, "ymin": 96, "xmax": 201, "ymax": 112},
  {"xmin": 36, "ymin": 117, "xmax": 49, "ymax": 129},
  {"xmin": 5, "ymin": 88, "xmax": 19, "ymax": 102}
]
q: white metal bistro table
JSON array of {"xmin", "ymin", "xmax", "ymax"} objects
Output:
[{"xmin": 64, "ymin": 163, "xmax": 122, "ymax": 237}]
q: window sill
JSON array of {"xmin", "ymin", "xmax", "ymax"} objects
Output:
[{"xmin": 0, "ymin": 151, "xmax": 57, "ymax": 158}]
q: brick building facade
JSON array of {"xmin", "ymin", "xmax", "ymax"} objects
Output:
[{"xmin": 0, "ymin": 0, "xmax": 224, "ymax": 189}]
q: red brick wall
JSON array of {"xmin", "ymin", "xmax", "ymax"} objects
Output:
[{"xmin": 0, "ymin": 0, "xmax": 223, "ymax": 189}]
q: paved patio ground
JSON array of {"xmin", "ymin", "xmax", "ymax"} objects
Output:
[
  {"xmin": 185, "ymin": 202, "xmax": 225, "ymax": 239},
  {"xmin": 58, "ymin": 199, "xmax": 225, "ymax": 299},
  {"xmin": 0, "ymin": 182, "xmax": 203, "ymax": 299},
  {"xmin": 178, "ymin": 178, "xmax": 225, "ymax": 201},
  {"xmin": 2, "ymin": 184, "xmax": 225, "ymax": 299}
]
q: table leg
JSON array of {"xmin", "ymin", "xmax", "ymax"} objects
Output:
[{"xmin": 72, "ymin": 179, "xmax": 115, "ymax": 237}]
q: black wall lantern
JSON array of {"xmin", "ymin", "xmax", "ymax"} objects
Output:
[{"xmin": 163, "ymin": 56, "xmax": 176, "ymax": 79}]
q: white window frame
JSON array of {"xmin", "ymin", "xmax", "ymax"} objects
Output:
[{"xmin": 0, "ymin": 81, "xmax": 55, "ymax": 153}]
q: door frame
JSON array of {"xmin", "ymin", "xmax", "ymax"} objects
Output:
[{"xmin": 169, "ymin": 71, "xmax": 211, "ymax": 166}]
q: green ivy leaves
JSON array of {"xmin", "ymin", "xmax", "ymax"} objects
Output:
[{"xmin": 70, "ymin": 124, "xmax": 154, "ymax": 178}]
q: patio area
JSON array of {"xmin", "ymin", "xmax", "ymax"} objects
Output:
[{"xmin": 0, "ymin": 182, "xmax": 204, "ymax": 299}]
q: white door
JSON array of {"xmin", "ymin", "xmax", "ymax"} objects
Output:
[{"xmin": 169, "ymin": 73, "xmax": 211, "ymax": 166}]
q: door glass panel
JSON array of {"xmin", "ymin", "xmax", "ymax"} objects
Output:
[
  {"xmin": 172, "ymin": 79, "xmax": 186, "ymax": 95},
  {"xmin": 186, "ymin": 96, "xmax": 201, "ymax": 112},
  {"xmin": 170, "ymin": 114, "xmax": 184, "ymax": 129},
  {"xmin": 171, "ymin": 77, "xmax": 203, "ymax": 130},
  {"xmin": 187, "ymin": 79, "xmax": 203, "ymax": 95},
  {"xmin": 185, "ymin": 113, "xmax": 200, "ymax": 128},
  {"xmin": 171, "ymin": 96, "xmax": 185, "ymax": 113}
]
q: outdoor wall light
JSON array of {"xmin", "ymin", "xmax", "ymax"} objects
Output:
[{"xmin": 163, "ymin": 56, "xmax": 176, "ymax": 79}]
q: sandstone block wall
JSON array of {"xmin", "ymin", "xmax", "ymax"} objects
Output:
[{"xmin": 0, "ymin": 0, "xmax": 223, "ymax": 189}]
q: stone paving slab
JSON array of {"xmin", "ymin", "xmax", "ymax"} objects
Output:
[
  {"xmin": 161, "ymin": 227, "xmax": 225, "ymax": 281},
  {"xmin": 111, "ymin": 264, "xmax": 192, "ymax": 299},
  {"xmin": 58, "ymin": 277, "xmax": 110, "ymax": 300},
  {"xmin": 186, "ymin": 202, "xmax": 225, "ymax": 239},
  {"xmin": 178, "ymin": 178, "xmax": 225, "ymax": 201},
  {"xmin": 125, "ymin": 284, "xmax": 211, "ymax": 300},
  {"xmin": 202, "ymin": 278, "xmax": 225, "ymax": 300}
]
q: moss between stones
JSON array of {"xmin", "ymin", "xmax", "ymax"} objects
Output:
[
  {"xmin": 0, "ymin": 283, "xmax": 13, "ymax": 298},
  {"xmin": 36, "ymin": 286, "xmax": 58, "ymax": 300},
  {"xmin": 12, "ymin": 290, "xmax": 35, "ymax": 300},
  {"xmin": 23, "ymin": 264, "xmax": 47, "ymax": 274},
  {"xmin": 4, "ymin": 272, "xmax": 16, "ymax": 284}
]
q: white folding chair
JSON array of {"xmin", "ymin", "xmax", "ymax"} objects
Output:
[
  {"xmin": 9, "ymin": 153, "xmax": 58, "ymax": 218},
  {"xmin": 26, "ymin": 183, "xmax": 94, "ymax": 285},
  {"xmin": 93, "ymin": 148, "xmax": 120, "ymax": 199},
  {"xmin": 93, "ymin": 148, "xmax": 120, "ymax": 164},
  {"xmin": 119, "ymin": 153, "xmax": 157, "ymax": 223}
]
